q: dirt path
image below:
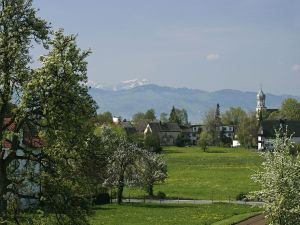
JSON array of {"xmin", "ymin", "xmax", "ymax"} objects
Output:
[{"xmin": 235, "ymin": 214, "xmax": 266, "ymax": 225}]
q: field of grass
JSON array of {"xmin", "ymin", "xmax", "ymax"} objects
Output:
[
  {"xmin": 90, "ymin": 203, "xmax": 261, "ymax": 225},
  {"xmin": 124, "ymin": 146, "xmax": 262, "ymax": 200}
]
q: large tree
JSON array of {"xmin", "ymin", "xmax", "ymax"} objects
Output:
[
  {"xmin": 0, "ymin": 1, "xmax": 96, "ymax": 223},
  {"xmin": 100, "ymin": 126, "xmax": 166, "ymax": 203},
  {"xmin": 132, "ymin": 108, "xmax": 156, "ymax": 126},
  {"xmin": 268, "ymin": 98, "xmax": 300, "ymax": 121},
  {"xmin": 169, "ymin": 106, "xmax": 189, "ymax": 126},
  {"xmin": 221, "ymin": 107, "xmax": 247, "ymax": 126},
  {"xmin": 236, "ymin": 112, "xmax": 258, "ymax": 148},
  {"xmin": 139, "ymin": 152, "xmax": 167, "ymax": 196},
  {"xmin": 202, "ymin": 108, "xmax": 219, "ymax": 145},
  {"xmin": 251, "ymin": 128, "xmax": 300, "ymax": 225},
  {"xmin": 280, "ymin": 98, "xmax": 300, "ymax": 120}
]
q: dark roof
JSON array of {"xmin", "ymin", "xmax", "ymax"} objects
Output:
[
  {"xmin": 136, "ymin": 119, "xmax": 156, "ymax": 133},
  {"xmin": 120, "ymin": 121, "xmax": 137, "ymax": 134},
  {"xmin": 160, "ymin": 123, "xmax": 181, "ymax": 132},
  {"xmin": 267, "ymin": 109, "xmax": 278, "ymax": 114},
  {"xmin": 258, "ymin": 120, "xmax": 300, "ymax": 138},
  {"xmin": 147, "ymin": 122, "xmax": 181, "ymax": 133},
  {"xmin": 148, "ymin": 122, "xmax": 161, "ymax": 133}
]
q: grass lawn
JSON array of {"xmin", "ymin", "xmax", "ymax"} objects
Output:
[
  {"xmin": 124, "ymin": 146, "xmax": 262, "ymax": 200},
  {"xmin": 90, "ymin": 203, "xmax": 261, "ymax": 225}
]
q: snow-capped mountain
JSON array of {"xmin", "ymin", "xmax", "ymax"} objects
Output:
[{"xmin": 87, "ymin": 78, "xmax": 149, "ymax": 91}]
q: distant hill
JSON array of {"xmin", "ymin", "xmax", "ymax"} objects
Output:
[{"xmin": 89, "ymin": 84, "xmax": 300, "ymax": 123}]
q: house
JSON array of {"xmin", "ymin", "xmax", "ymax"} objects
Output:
[
  {"xmin": 2, "ymin": 118, "xmax": 42, "ymax": 208},
  {"xmin": 136, "ymin": 119, "xmax": 159, "ymax": 133},
  {"xmin": 144, "ymin": 122, "xmax": 181, "ymax": 146},
  {"xmin": 258, "ymin": 120, "xmax": 300, "ymax": 150},
  {"xmin": 218, "ymin": 125, "xmax": 235, "ymax": 139},
  {"xmin": 181, "ymin": 124, "xmax": 202, "ymax": 145},
  {"xmin": 143, "ymin": 121, "xmax": 202, "ymax": 146}
]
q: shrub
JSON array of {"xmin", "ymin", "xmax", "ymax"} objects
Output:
[
  {"xmin": 93, "ymin": 193, "xmax": 110, "ymax": 205},
  {"xmin": 236, "ymin": 192, "xmax": 248, "ymax": 201},
  {"xmin": 157, "ymin": 191, "xmax": 166, "ymax": 199}
]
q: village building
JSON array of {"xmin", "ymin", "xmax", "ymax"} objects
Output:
[
  {"xmin": 258, "ymin": 120, "xmax": 300, "ymax": 150},
  {"xmin": 2, "ymin": 118, "xmax": 42, "ymax": 208},
  {"xmin": 256, "ymin": 89, "xmax": 300, "ymax": 150},
  {"xmin": 143, "ymin": 121, "xmax": 202, "ymax": 146}
]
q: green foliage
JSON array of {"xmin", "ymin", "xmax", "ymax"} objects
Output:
[
  {"xmin": 235, "ymin": 192, "xmax": 248, "ymax": 201},
  {"xmin": 202, "ymin": 108, "xmax": 220, "ymax": 145},
  {"xmin": 90, "ymin": 203, "xmax": 260, "ymax": 225},
  {"xmin": 197, "ymin": 131, "xmax": 212, "ymax": 152},
  {"xmin": 132, "ymin": 109, "xmax": 156, "ymax": 125},
  {"xmin": 95, "ymin": 112, "xmax": 113, "ymax": 125},
  {"xmin": 157, "ymin": 191, "xmax": 166, "ymax": 199},
  {"xmin": 169, "ymin": 106, "xmax": 189, "ymax": 126},
  {"xmin": 144, "ymin": 132, "xmax": 162, "ymax": 153},
  {"xmin": 160, "ymin": 112, "xmax": 168, "ymax": 123},
  {"xmin": 175, "ymin": 134, "xmax": 185, "ymax": 147},
  {"xmin": 144, "ymin": 109, "xmax": 156, "ymax": 120},
  {"xmin": 169, "ymin": 106, "xmax": 179, "ymax": 124},
  {"xmin": 139, "ymin": 153, "xmax": 167, "ymax": 196},
  {"xmin": 280, "ymin": 98, "xmax": 300, "ymax": 120},
  {"xmin": 250, "ymin": 128, "xmax": 300, "ymax": 225},
  {"xmin": 132, "ymin": 112, "xmax": 146, "ymax": 125},
  {"xmin": 221, "ymin": 107, "xmax": 247, "ymax": 126},
  {"xmin": 236, "ymin": 112, "xmax": 258, "ymax": 148},
  {"xmin": 100, "ymin": 126, "xmax": 166, "ymax": 204},
  {"xmin": 0, "ymin": 1, "xmax": 97, "ymax": 223},
  {"xmin": 267, "ymin": 98, "xmax": 300, "ymax": 120},
  {"xmin": 127, "ymin": 132, "xmax": 145, "ymax": 148}
]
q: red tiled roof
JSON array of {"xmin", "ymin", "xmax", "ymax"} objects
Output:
[{"xmin": 2, "ymin": 118, "xmax": 42, "ymax": 149}]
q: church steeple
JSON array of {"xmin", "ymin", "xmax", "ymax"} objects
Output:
[{"xmin": 256, "ymin": 88, "xmax": 266, "ymax": 120}]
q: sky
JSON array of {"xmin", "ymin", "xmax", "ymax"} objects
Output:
[{"xmin": 33, "ymin": 0, "xmax": 300, "ymax": 95}]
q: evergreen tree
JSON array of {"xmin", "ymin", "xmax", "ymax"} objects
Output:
[{"xmin": 169, "ymin": 106, "xmax": 180, "ymax": 124}]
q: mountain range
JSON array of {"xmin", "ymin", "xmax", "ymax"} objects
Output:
[{"xmin": 89, "ymin": 84, "xmax": 300, "ymax": 123}]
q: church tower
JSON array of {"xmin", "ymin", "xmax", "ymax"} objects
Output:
[{"xmin": 256, "ymin": 89, "xmax": 266, "ymax": 120}]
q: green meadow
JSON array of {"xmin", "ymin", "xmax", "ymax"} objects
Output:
[
  {"xmin": 90, "ymin": 203, "xmax": 261, "ymax": 225},
  {"xmin": 90, "ymin": 146, "xmax": 263, "ymax": 225},
  {"xmin": 125, "ymin": 146, "xmax": 262, "ymax": 200}
]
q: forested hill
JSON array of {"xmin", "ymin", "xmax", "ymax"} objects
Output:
[{"xmin": 89, "ymin": 84, "xmax": 300, "ymax": 123}]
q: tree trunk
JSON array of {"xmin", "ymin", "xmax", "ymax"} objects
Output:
[
  {"xmin": 147, "ymin": 184, "xmax": 153, "ymax": 197},
  {"xmin": 117, "ymin": 174, "xmax": 124, "ymax": 204},
  {"xmin": 0, "ymin": 161, "xmax": 8, "ymax": 222},
  {"xmin": 117, "ymin": 184, "xmax": 124, "ymax": 204}
]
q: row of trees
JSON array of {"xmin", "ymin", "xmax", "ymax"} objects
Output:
[
  {"xmin": 0, "ymin": 1, "xmax": 167, "ymax": 224},
  {"xmin": 131, "ymin": 106, "xmax": 189, "ymax": 126}
]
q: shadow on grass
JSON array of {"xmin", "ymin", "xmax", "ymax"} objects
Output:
[
  {"xmin": 163, "ymin": 150, "xmax": 185, "ymax": 154},
  {"xmin": 93, "ymin": 205, "xmax": 115, "ymax": 211},
  {"xmin": 127, "ymin": 203, "xmax": 196, "ymax": 209},
  {"xmin": 206, "ymin": 150, "xmax": 228, "ymax": 153}
]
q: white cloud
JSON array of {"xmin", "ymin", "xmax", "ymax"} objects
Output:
[
  {"xmin": 206, "ymin": 53, "xmax": 220, "ymax": 61},
  {"xmin": 291, "ymin": 64, "xmax": 300, "ymax": 72}
]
